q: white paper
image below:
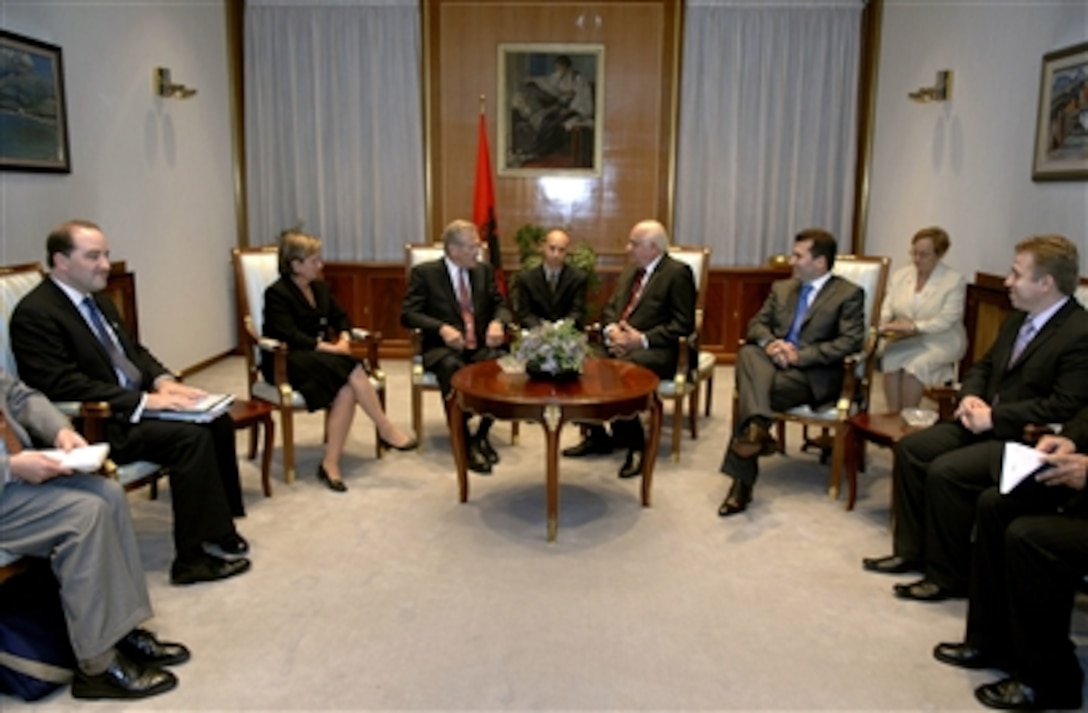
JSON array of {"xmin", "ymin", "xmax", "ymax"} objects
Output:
[
  {"xmin": 39, "ymin": 443, "xmax": 111, "ymax": 473},
  {"xmin": 1000, "ymin": 441, "xmax": 1047, "ymax": 494}
]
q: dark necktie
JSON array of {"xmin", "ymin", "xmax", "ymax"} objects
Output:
[
  {"xmin": 82, "ymin": 297, "xmax": 142, "ymax": 388},
  {"xmin": 619, "ymin": 268, "xmax": 646, "ymax": 322},
  {"xmin": 458, "ymin": 269, "xmax": 477, "ymax": 350},
  {"xmin": 547, "ymin": 269, "xmax": 558, "ymax": 293},
  {"xmin": 785, "ymin": 283, "xmax": 813, "ymax": 346},
  {"xmin": 0, "ymin": 410, "xmax": 24, "ymax": 455}
]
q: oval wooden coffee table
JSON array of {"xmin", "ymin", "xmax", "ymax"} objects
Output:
[{"xmin": 448, "ymin": 357, "xmax": 662, "ymax": 541}]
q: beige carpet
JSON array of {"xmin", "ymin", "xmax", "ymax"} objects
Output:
[{"xmin": 5, "ymin": 358, "xmax": 1086, "ymax": 710}]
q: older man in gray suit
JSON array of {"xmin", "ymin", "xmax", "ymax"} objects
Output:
[
  {"xmin": 0, "ymin": 368, "xmax": 187, "ymax": 700},
  {"xmin": 718, "ymin": 229, "xmax": 865, "ymax": 516}
]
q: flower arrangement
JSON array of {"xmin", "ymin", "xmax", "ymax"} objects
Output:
[{"xmin": 512, "ymin": 319, "xmax": 588, "ymax": 376}]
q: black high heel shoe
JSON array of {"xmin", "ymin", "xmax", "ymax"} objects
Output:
[
  {"xmin": 316, "ymin": 464, "xmax": 347, "ymax": 492},
  {"xmin": 379, "ymin": 435, "xmax": 419, "ymax": 452}
]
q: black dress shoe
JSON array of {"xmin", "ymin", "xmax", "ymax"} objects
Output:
[
  {"xmin": 730, "ymin": 422, "xmax": 777, "ymax": 459},
  {"xmin": 476, "ymin": 437, "xmax": 500, "ymax": 464},
  {"xmin": 170, "ymin": 552, "xmax": 251, "ymax": 586},
  {"xmin": 467, "ymin": 443, "xmax": 492, "ymax": 474},
  {"xmin": 894, "ymin": 578, "xmax": 966, "ymax": 602},
  {"xmin": 317, "ymin": 464, "xmax": 347, "ymax": 492},
  {"xmin": 379, "ymin": 435, "xmax": 419, "ymax": 452},
  {"xmin": 618, "ymin": 449, "xmax": 643, "ymax": 479},
  {"xmin": 71, "ymin": 652, "xmax": 177, "ymax": 700},
  {"xmin": 203, "ymin": 532, "xmax": 249, "ymax": 560},
  {"xmin": 933, "ymin": 642, "xmax": 998, "ymax": 670},
  {"xmin": 975, "ymin": 676, "xmax": 1082, "ymax": 711},
  {"xmin": 718, "ymin": 478, "xmax": 753, "ymax": 516},
  {"xmin": 862, "ymin": 554, "xmax": 922, "ymax": 574},
  {"xmin": 562, "ymin": 434, "xmax": 613, "ymax": 457},
  {"xmin": 116, "ymin": 628, "xmax": 190, "ymax": 667}
]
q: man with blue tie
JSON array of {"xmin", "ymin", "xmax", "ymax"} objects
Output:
[
  {"xmin": 864, "ymin": 235, "xmax": 1088, "ymax": 602},
  {"xmin": 718, "ymin": 229, "xmax": 865, "ymax": 516},
  {"xmin": 10, "ymin": 220, "xmax": 251, "ymax": 586}
]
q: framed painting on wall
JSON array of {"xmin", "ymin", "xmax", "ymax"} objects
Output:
[
  {"xmin": 1032, "ymin": 40, "xmax": 1088, "ymax": 181},
  {"xmin": 0, "ymin": 29, "xmax": 71, "ymax": 173},
  {"xmin": 498, "ymin": 43, "xmax": 603, "ymax": 177}
]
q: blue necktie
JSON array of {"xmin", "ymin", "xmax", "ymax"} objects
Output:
[
  {"xmin": 785, "ymin": 283, "xmax": 813, "ymax": 346},
  {"xmin": 82, "ymin": 297, "xmax": 142, "ymax": 388}
]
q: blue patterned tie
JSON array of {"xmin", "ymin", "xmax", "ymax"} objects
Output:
[
  {"xmin": 785, "ymin": 283, "xmax": 813, "ymax": 346},
  {"xmin": 82, "ymin": 297, "xmax": 142, "ymax": 388}
]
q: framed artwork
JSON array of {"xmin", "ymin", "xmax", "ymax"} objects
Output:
[
  {"xmin": 498, "ymin": 43, "xmax": 603, "ymax": 177},
  {"xmin": 0, "ymin": 29, "xmax": 71, "ymax": 173},
  {"xmin": 1032, "ymin": 40, "xmax": 1088, "ymax": 181}
]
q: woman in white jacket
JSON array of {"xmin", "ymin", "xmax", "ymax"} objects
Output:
[{"xmin": 879, "ymin": 226, "xmax": 967, "ymax": 412}]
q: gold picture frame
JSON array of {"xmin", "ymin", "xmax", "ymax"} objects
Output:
[
  {"xmin": 498, "ymin": 43, "xmax": 604, "ymax": 177},
  {"xmin": 1032, "ymin": 40, "xmax": 1088, "ymax": 182}
]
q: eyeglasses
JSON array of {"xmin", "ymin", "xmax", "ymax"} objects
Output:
[{"xmin": 908, "ymin": 249, "xmax": 935, "ymax": 259}]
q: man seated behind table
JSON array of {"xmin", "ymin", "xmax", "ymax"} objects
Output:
[
  {"xmin": 863, "ymin": 234, "xmax": 1088, "ymax": 603},
  {"xmin": 0, "ymin": 368, "xmax": 189, "ymax": 700},
  {"xmin": 9, "ymin": 219, "xmax": 251, "ymax": 586},
  {"xmin": 932, "ymin": 404, "xmax": 1088, "ymax": 711},
  {"xmin": 400, "ymin": 218, "xmax": 512, "ymax": 474},
  {"xmin": 717, "ymin": 228, "xmax": 865, "ymax": 517},
  {"xmin": 562, "ymin": 219, "xmax": 696, "ymax": 480},
  {"xmin": 515, "ymin": 228, "xmax": 589, "ymax": 330}
]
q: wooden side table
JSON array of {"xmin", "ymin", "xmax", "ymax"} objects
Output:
[
  {"xmin": 228, "ymin": 399, "xmax": 275, "ymax": 497},
  {"xmin": 845, "ymin": 412, "xmax": 928, "ymax": 511}
]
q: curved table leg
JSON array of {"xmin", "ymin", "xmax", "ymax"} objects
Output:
[
  {"xmin": 641, "ymin": 393, "xmax": 662, "ymax": 507},
  {"xmin": 542, "ymin": 404, "xmax": 562, "ymax": 542},
  {"xmin": 447, "ymin": 391, "xmax": 469, "ymax": 503}
]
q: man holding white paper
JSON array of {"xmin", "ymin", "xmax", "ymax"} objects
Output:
[
  {"xmin": 0, "ymin": 368, "xmax": 188, "ymax": 699},
  {"xmin": 863, "ymin": 235, "xmax": 1088, "ymax": 602},
  {"xmin": 10, "ymin": 220, "xmax": 250, "ymax": 586},
  {"xmin": 932, "ymin": 406, "xmax": 1088, "ymax": 710}
]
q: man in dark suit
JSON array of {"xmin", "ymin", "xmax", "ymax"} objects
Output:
[
  {"xmin": 562, "ymin": 219, "xmax": 696, "ymax": 479},
  {"xmin": 515, "ymin": 228, "xmax": 588, "ymax": 330},
  {"xmin": 718, "ymin": 229, "xmax": 865, "ymax": 516},
  {"xmin": 401, "ymin": 218, "xmax": 512, "ymax": 474},
  {"xmin": 0, "ymin": 368, "xmax": 189, "ymax": 700},
  {"xmin": 932, "ymin": 406, "xmax": 1088, "ymax": 711},
  {"xmin": 864, "ymin": 234, "xmax": 1088, "ymax": 602},
  {"xmin": 10, "ymin": 219, "xmax": 250, "ymax": 586}
]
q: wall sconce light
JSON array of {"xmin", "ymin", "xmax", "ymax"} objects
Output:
[
  {"xmin": 909, "ymin": 70, "xmax": 953, "ymax": 103},
  {"xmin": 154, "ymin": 67, "xmax": 197, "ymax": 99}
]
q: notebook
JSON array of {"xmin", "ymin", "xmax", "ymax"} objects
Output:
[
  {"xmin": 39, "ymin": 443, "xmax": 111, "ymax": 473},
  {"xmin": 143, "ymin": 393, "xmax": 236, "ymax": 423}
]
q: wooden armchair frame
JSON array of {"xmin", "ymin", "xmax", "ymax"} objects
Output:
[{"xmin": 232, "ymin": 247, "xmax": 386, "ymax": 484}]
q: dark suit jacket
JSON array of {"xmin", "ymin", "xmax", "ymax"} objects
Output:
[
  {"xmin": 516, "ymin": 263, "xmax": 588, "ymax": 330},
  {"xmin": 11, "ymin": 278, "xmax": 171, "ymax": 422},
  {"xmin": 746, "ymin": 275, "xmax": 866, "ymax": 407},
  {"xmin": 262, "ymin": 278, "xmax": 351, "ymax": 351},
  {"xmin": 959, "ymin": 298, "xmax": 1088, "ymax": 442},
  {"xmin": 600, "ymin": 254, "xmax": 697, "ymax": 379},
  {"xmin": 400, "ymin": 258, "xmax": 512, "ymax": 371}
]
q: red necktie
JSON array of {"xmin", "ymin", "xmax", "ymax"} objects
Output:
[
  {"xmin": 459, "ymin": 269, "xmax": 477, "ymax": 350},
  {"xmin": 619, "ymin": 268, "xmax": 646, "ymax": 322},
  {"xmin": 0, "ymin": 411, "xmax": 25, "ymax": 455}
]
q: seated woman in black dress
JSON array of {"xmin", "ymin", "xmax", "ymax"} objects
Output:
[{"xmin": 263, "ymin": 231, "xmax": 416, "ymax": 492}]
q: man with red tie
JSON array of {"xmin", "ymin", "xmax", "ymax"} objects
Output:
[
  {"xmin": 562, "ymin": 219, "xmax": 696, "ymax": 479},
  {"xmin": 718, "ymin": 229, "xmax": 865, "ymax": 516},
  {"xmin": 401, "ymin": 219, "xmax": 511, "ymax": 474}
]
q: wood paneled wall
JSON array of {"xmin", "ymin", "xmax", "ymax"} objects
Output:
[
  {"xmin": 324, "ymin": 258, "xmax": 789, "ymax": 362},
  {"xmin": 426, "ymin": 0, "xmax": 680, "ymax": 251}
]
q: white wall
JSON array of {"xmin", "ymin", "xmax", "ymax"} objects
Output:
[
  {"xmin": 867, "ymin": 0, "xmax": 1088, "ymax": 280},
  {"xmin": 0, "ymin": 0, "xmax": 236, "ymax": 371}
]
